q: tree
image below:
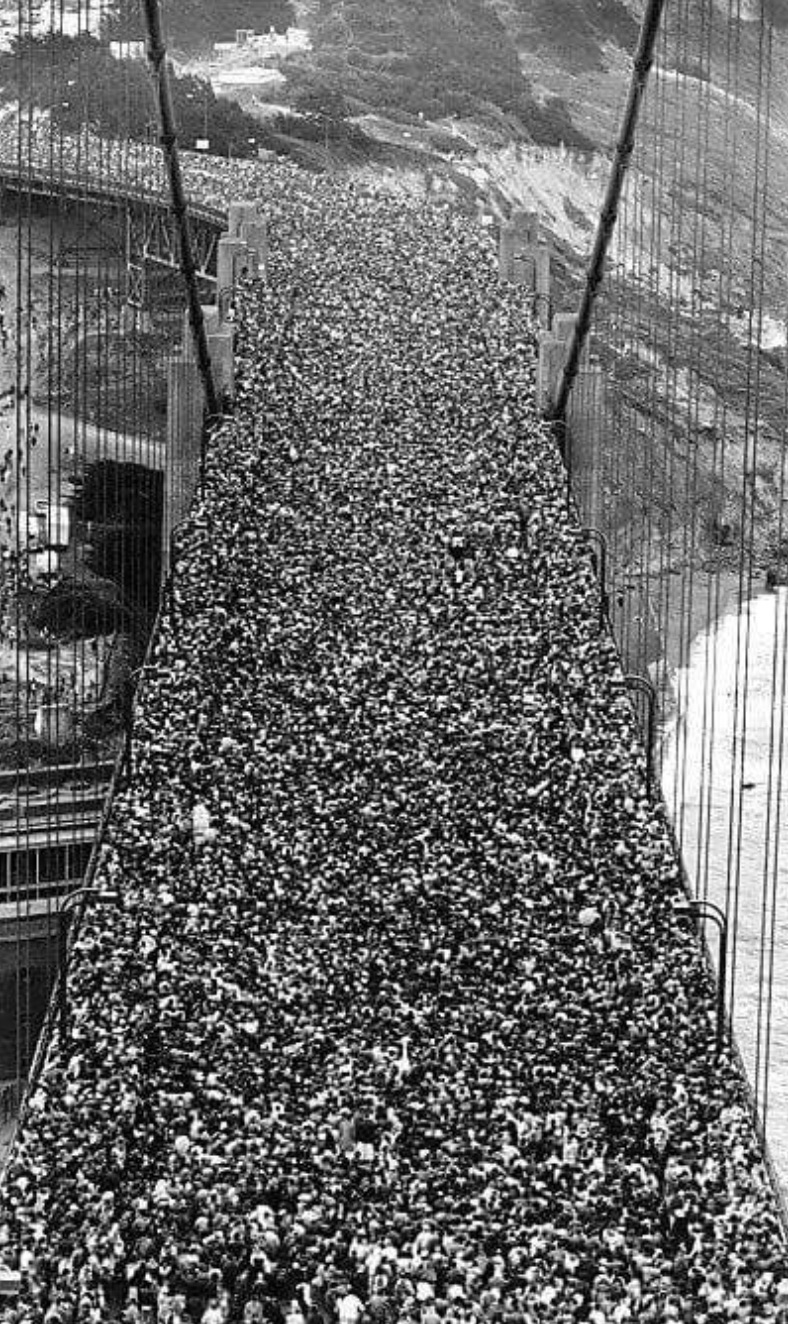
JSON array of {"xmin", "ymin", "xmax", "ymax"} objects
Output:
[
  {"xmin": 30, "ymin": 578, "xmax": 130, "ymax": 639},
  {"xmin": 0, "ymin": 35, "xmax": 264, "ymax": 159},
  {"xmin": 293, "ymin": 84, "xmax": 350, "ymax": 124},
  {"xmin": 763, "ymin": 0, "xmax": 788, "ymax": 26},
  {"xmin": 72, "ymin": 460, "xmax": 164, "ymax": 620}
]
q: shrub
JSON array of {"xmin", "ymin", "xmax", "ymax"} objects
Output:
[
  {"xmin": 30, "ymin": 578, "xmax": 129, "ymax": 640},
  {"xmin": 288, "ymin": 0, "xmax": 598, "ymax": 148},
  {"xmin": 72, "ymin": 460, "xmax": 164, "ymax": 619}
]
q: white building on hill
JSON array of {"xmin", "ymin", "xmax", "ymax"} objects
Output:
[{"xmin": 213, "ymin": 26, "xmax": 311, "ymax": 60}]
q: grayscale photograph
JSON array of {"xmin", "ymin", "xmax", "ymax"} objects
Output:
[{"xmin": 0, "ymin": 0, "xmax": 786, "ymax": 1319}]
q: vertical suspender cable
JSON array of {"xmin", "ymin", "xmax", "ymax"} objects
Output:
[
  {"xmin": 18, "ymin": 0, "xmax": 34, "ymax": 1088},
  {"xmin": 662, "ymin": 0, "xmax": 693, "ymax": 854},
  {"xmin": 550, "ymin": 0, "xmax": 669, "ymax": 424},
  {"xmin": 140, "ymin": 0, "xmax": 219, "ymax": 420},
  {"xmin": 635, "ymin": 4, "xmax": 663, "ymax": 724}
]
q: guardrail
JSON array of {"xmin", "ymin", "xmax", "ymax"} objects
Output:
[
  {"xmin": 0, "ymin": 793, "xmax": 105, "ymax": 819},
  {"xmin": 0, "ymin": 760, "xmax": 116, "ymax": 794},
  {"xmin": 15, "ymin": 511, "xmax": 201, "ymax": 1129},
  {"xmin": 570, "ymin": 505, "xmax": 788, "ymax": 1244},
  {"xmin": 0, "ymin": 158, "xmax": 226, "ymax": 230}
]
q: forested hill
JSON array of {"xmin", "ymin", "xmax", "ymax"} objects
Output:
[
  {"xmin": 153, "ymin": 0, "xmax": 639, "ymax": 66},
  {"xmin": 101, "ymin": 0, "xmax": 788, "ymax": 166},
  {"xmin": 287, "ymin": 0, "xmax": 788, "ymax": 146},
  {"xmin": 276, "ymin": 0, "xmax": 647, "ymax": 152},
  {"xmin": 99, "ymin": 0, "xmax": 639, "ymax": 150},
  {"xmin": 494, "ymin": 0, "xmax": 649, "ymax": 72},
  {"xmin": 108, "ymin": 0, "xmax": 788, "ymax": 94}
]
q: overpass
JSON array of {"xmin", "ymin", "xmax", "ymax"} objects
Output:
[{"xmin": 0, "ymin": 157, "xmax": 224, "ymax": 283}]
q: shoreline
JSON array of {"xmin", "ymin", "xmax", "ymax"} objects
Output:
[
  {"xmin": 658, "ymin": 582, "xmax": 788, "ymax": 1203},
  {"xmin": 659, "ymin": 567, "xmax": 766, "ymax": 675}
]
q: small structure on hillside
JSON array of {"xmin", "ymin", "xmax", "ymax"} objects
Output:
[
  {"xmin": 213, "ymin": 26, "xmax": 311, "ymax": 59},
  {"xmin": 109, "ymin": 40, "xmax": 147, "ymax": 61}
]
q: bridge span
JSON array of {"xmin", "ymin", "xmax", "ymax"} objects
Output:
[{"xmin": 0, "ymin": 158, "xmax": 224, "ymax": 282}]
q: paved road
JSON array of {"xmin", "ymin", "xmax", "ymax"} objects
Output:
[{"xmin": 4, "ymin": 398, "xmax": 165, "ymax": 479}]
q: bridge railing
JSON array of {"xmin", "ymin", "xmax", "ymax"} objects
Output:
[
  {"xmin": 0, "ymin": 37, "xmax": 224, "ymax": 1104},
  {"xmin": 0, "ymin": 156, "xmax": 225, "ymax": 228},
  {"xmin": 0, "ymin": 78, "xmax": 268, "ymax": 1135},
  {"xmin": 536, "ymin": 0, "xmax": 788, "ymax": 1200}
]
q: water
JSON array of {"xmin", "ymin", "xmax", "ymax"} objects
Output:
[{"xmin": 662, "ymin": 587, "xmax": 788, "ymax": 1192}]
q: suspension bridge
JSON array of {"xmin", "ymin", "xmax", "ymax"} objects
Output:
[{"xmin": 0, "ymin": 0, "xmax": 786, "ymax": 1318}]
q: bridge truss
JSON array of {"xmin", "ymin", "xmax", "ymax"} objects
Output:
[{"xmin": 0, "ymin": 161, "xmax": 223, "ymax": 295}]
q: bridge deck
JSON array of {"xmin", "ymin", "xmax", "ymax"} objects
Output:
[
  {"xmin": 0, "ymin": 163, "xmax": 784, "ymax": 1321},
  {"xmin": 0, "ymin": 154, "xmax": 225, "ymax": 280},
  {"xmin": 0, "ymin": 158, "xmax": 226, "ymax": 229}
]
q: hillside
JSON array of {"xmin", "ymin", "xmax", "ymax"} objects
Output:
[
  {"xmin": 492, "ymin": 0, "xmax": 639, "ymax": 69},
  {"xmin": 282, "ymin": 0, "xmax": 634, "ymax": 146}
]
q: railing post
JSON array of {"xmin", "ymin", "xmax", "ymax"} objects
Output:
[
  {"xmin": 207, "ymin": 328, "xmax": 235, "ymax": 405},
  {"xmin": 567, "ymin": 360, "xmax": 606, "ymax": 520},
  {"xmin": 227, "ymin": 201, "xmax": 258, "ymax": 235},
  {"xmin": 499, "ymin": 208, "xmax": 539, "ymax": 282},
  {"xmin": 539, "ymin": 313, "xmax": 588, "ymax": 418},
  {"xmin": 499, "ymin": 210, "xmax": 552, "ymax": 328},
  {"xmin": 240, "ymin": 217, "xmax": 268, "ymax": 279},
  {"xmin": 163, "ymin": 354, "xmax": 204, "ymax": 573},
  {"xmin": 217, "ymin": 236, "xmax": 253, "ymax": 306},
  {"xmin": 580, "ymin": 527, "xmax": 610, "ymax": 631},
  {"xmin": 612, "ymin": 673, "xmax": 657, "ymax": 791},
  {"xmin": 533, "ymin": 241, "xmax": 552, "ymax": 330}
]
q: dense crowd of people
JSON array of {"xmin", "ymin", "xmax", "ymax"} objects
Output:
[
  {"xmin": 0, "ymin": 111, "xmax": 419, "ymax": 215},
  {"xmin": 0, "ymin": 140, "xmax": 784, "ymax": 1323}
]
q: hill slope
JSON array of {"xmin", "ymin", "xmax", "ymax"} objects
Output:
[{"xmin": 283, "ymin": 0, "xmax": 638, "ymax": 144}]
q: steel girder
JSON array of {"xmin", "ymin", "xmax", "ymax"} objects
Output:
[{"xmin": 0, "ymin": 161, "xmax": 223, "ymax": 284}]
